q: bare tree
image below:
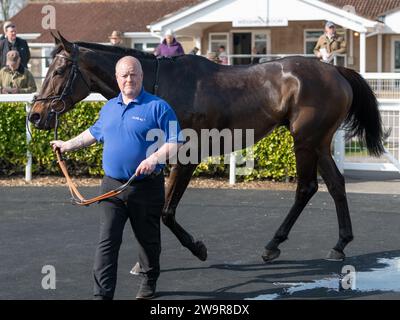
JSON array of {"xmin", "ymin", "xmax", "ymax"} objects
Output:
[{"xmin": 0, "ymin": 0, "xmax": 27, "ymax": 21}]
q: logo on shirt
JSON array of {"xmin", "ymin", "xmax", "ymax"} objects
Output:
[{"xmin": 132, "ymin": 116, "xmax": 146, "ymax": 122}]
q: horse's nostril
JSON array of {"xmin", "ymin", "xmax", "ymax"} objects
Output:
[{"xmin": 29, "ymin": 113, "xmax": 41, "ymax": 124}]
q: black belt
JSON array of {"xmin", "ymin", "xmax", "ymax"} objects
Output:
[{"xmin": 114, "ymin": 170, "xmax": 163, "ymax": 185}]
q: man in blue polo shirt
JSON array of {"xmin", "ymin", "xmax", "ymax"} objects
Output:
[{"xmin": 50, "ymin": 56, "xmax": 182, "ymax": 300}]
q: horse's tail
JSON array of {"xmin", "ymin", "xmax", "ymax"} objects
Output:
[{"xmin": 336, "ymin": 66, "xmax": 385, "ymax": 157}]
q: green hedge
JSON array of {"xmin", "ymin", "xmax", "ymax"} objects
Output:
[{"xmin": 0, "ymin": 102, "xmax": 296, "ymax": 181}]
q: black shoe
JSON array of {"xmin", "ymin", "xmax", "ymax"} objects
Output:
[{"xmin": 136, "ymin": 279, "xmax": 157, "ymax": 300}]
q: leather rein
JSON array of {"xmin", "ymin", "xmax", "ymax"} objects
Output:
[{"xmin": 32, "ymin": 44, "xmax": 162, "ymax": 206}]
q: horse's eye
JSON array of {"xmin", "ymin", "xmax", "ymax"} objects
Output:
[{"xmin": 55, "ymin": 68, "xmax": 64, "ymax": 75}]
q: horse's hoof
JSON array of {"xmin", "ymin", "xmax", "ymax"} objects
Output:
[
  {"xmin": 130, "ymin": 262, "xmax": 142, "ymax": 276},
  {"xmin": 193, "ymin": 240, "xmax": 208, "ymax": 261},
  {"xmin": 325, "ymin": 249, "xmax": 345, "ymax": 261},
  {"xmin": 262, "ymin": 248, "xmax": 281, "ymax": 262}
]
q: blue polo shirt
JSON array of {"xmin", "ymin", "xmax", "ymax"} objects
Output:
[{"xmin": 89, "ymin": 88, "xmax": 181, "ymax": 180}]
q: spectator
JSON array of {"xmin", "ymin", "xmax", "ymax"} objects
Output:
[
  {"xmin": 109, "ymin": 30, "xmax": 124, "ymax": 47},
  {"xmin": 217, "ymin": 45, "xmax": 228, "ymax": 65},
  {"xmin": 251, "ymin": 46, "xmax": 266, "ymax": 64},
  {"xmin": 154, "ymin": 29, "xmax": 184, "ymax": 58},
  {"xmin": 206, "ymin": 51, "xmax": 219, "ymax": 63},
  {"xmin": 0, "ymin": 21, "xmax": 30, "ymax": 69},
  {"xmin": 188, "ymin": 47, "xmax": 199, "ymax": 55},
  {"xmin": 314, "ymin": 21, "xmax": 346, "ymax": 63},
  {"xmin": 0, "ymin": 50, "xmax": 36, "ymax": 94}
]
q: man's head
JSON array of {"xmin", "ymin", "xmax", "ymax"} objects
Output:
[
  {"xmin": 3, "ymin": 21, "xmax": 17, "ymax": 42},
  {"xmin": 164, "ymin": 29, "xmax": 175, "ymax": 45},
  {"xmin": 6, "ymin": 50, "xmax": 21, "ymax": 71},
  {"xmin": 218, "ymin": 45, "xmax": 225, "ymax": 53},
  {"xmin": 115, "ymin": 56, "xmax": 143, "ymax": 100},
  {"xmin": 109, "ymin": 30, "xmax": 123, "ymax": 46},
  {"xmin": 325, "ymin": 21, "xmax": 336, "ymax": 36}
]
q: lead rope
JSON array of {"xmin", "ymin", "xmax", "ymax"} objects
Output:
[{"xmin": 52, "ymin": 111, "xmax": 137, "ymax": 206}]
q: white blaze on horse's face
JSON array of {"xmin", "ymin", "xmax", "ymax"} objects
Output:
[{"xmin": 115, "ymin": 59, "xmax": 143, "ymax": 100}]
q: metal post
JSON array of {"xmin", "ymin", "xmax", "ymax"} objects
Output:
[
  {"xmin": 25, "ymin": 103, "xmax": 32, "ymax": 182},
  {"xmin": 359, "ymin": 32, "xmax": 366, "ymax": 74},
  {"xmin": 333, "ymin": 130, "xmax": 345, "ymax": 174},
  {"xmin": 229, "ymin": 152, "xmax": 236, "ymax": 185}
]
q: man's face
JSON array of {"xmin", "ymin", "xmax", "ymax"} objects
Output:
[
  {"xmin": 115, "ymin": 61, "xmax": 143, "ymax": 99},
  {"xmin": 325, "ymin": 25, "xmax": 336, "ymax": 36},
  {"xmin": 8, "ymin": 59, "xmax": 20, "ymax": 71},
  {"xmin": 6, "ymin": 26, "xmax": 17, "ymax": 41},
  {"xmin": 110, "ymin": 37, "xmax": 122, "ymax": 45}
]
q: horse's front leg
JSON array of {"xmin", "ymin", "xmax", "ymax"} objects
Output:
[{"xmin": 162, "ymin": 163, "xmax": 207, "ymax": 261}]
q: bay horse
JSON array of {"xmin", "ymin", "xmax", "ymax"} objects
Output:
[{"xmin": 30, "ymin": 32, "xmax": 384, "ymax": 262}]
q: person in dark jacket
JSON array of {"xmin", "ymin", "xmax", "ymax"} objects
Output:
[
  {"xmin": 0, "ymin": 21, "xmax": 31, "ymax": 69},
  {"xmin": 154, "ymin": 29, "xmax": 184, "ymax": 58}
]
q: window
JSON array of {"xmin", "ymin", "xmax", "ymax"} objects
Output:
[
  {"xmin": 304, "ymin": 30, "xmax": 324, "ymax": 54},
  {"xmin": 209, "ymin": 33, "xmax": 229, "ymax": 54},
  {"xmin": 134, "ymin": 43, "xmax": 143, "ymax": 51},
  {"xmin": 253, "ymin": 33, "xmax": 268, "ymax": 55},
  {"xmin": 132, "ymin": 41, "xmax": 159, "ymax": 53},
  {"xmin": 394, "ymin": 40, "xmax": 400, "ymax": 71}
]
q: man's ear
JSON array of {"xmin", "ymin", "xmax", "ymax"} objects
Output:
[{"xmin": 56, "ymin": 31, "xmax": 73, "ymax": 53}]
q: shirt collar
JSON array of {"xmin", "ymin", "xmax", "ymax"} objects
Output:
[{"xmin": 117, "ymin": 87, "xmax": 145, "ymax": 106}]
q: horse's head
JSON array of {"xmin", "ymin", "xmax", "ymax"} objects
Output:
[{"xmin": 29, "ymin": 31, "xmax": 91, "ymax": 129}]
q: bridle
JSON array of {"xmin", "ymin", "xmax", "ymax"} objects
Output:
[
  {"xmin": 32, "ymin": 43, "xmax": 140, "ymax": 206},
  {"xmin": 32, "ymin": 44, "xmax": 91, "ymax": 136}
]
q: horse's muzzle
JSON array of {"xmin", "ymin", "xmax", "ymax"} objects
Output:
[{"xmin": 28, "ymin": 110, "xmax": 56, "ymax": 130}]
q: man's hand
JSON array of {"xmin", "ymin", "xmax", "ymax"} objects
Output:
[
  {"xmin": 50, "ymin": 140, "xmax": 68, "ymax": 153},
  {"xmin": 135, "ymin": 154, "xmax": 158, "ymax": 176},
  {"xmin": 50, "ymin": 129, "xmax": 97, "ymax": 154}
]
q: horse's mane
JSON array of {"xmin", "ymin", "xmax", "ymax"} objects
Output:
[
  {"xmin": 51, "ymin": 42, "xmax": 156, "ymax": 59},
  {"xmin": 76, "ymin": 42, "xmax": 156, "ymax": 59}
]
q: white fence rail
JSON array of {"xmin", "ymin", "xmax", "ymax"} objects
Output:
[
  {"xmin": 2, "ymin": 71, "xmax": 400, "ymax": 183},
  {"xmin": 1, "ymin": 93, "xmax": 238, "ymax": 183},
  {"xmin": 0, "ymin": 93, "xmax": 107, "ymax": 182},
  {"xmin": 334, "ymin": 98, "xmax": 400, "ymax": 173},
  {"xmin": 363, "ymin": 73, "xmax": 400, "ymax": 100}
]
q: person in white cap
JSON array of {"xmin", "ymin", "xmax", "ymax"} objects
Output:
[
  {"xmin": 154, "ymin": 29, "xmax": 184, "ymax": 58},
  {"xmin": 108, "ymin": 30, "xmax": 124, "ymax": 46},
  {"xmin": 313, "ymin": 21, "xmax": 346, "ymax": 63}
]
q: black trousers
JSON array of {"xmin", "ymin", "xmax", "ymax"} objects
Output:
[{"xmin": 93, "ymin": 173, "xmax": 165, "ymax": 299}]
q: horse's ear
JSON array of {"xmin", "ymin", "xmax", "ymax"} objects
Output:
[
  {"xmin": 56, "ymin": 31, "xmax": 73, "ymax": 53},
  {"xmin": 51, "ymin": 30, "xmax": 61, "ymax": 45}
]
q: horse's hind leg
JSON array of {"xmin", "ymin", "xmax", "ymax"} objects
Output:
[
  {"xmin": 162, "ymin": 163, "xmax": 207, "ymax": 261},
  {"xmin": 317, "ymin": 149, "xmax": 353, "ymax": 261},
  {"xmin": 263, "ymin": 145, "xmax": 318, "ymax": 262}
]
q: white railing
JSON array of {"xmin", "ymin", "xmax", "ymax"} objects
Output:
[
  {"xmin": 1, "ymin": 93, "xmax": 239, "ymax": 184},
  {"xmin": 333, "ymin": 98, "xmax": 400, "ymax": 173},
  {"xmin": 363, "ymin": 73, "xmax": 400, "ymax": 99},
  {"xmin": 207, "ymin": 53, "xmax": 347, "ymax": 67},
  {"xmin": 2, "ymin": 71, "xmax": 400, "ymax": 184},
  {"xmin": 0, "ymin": 93, "xmax": 107, "ymax": 182}
]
